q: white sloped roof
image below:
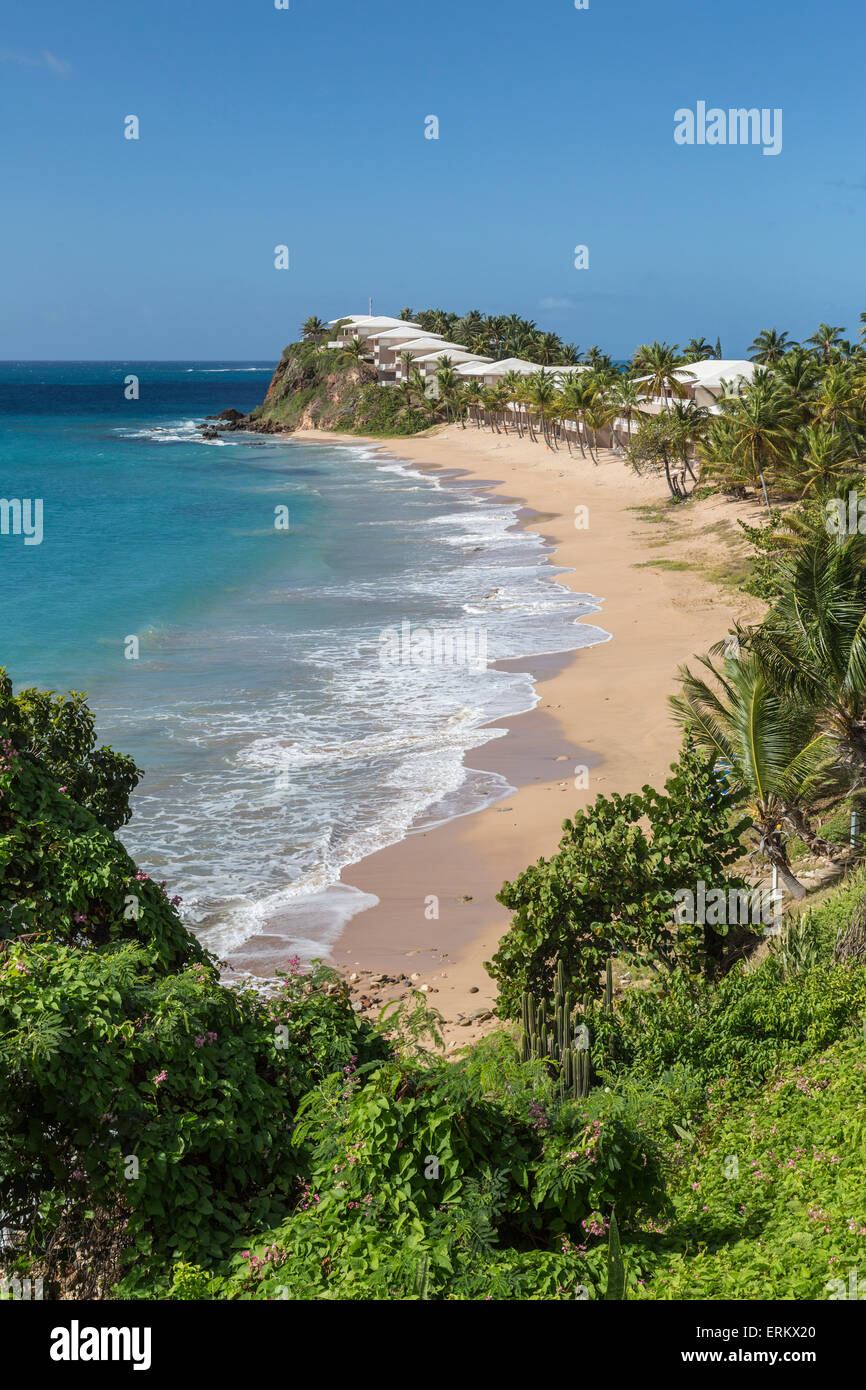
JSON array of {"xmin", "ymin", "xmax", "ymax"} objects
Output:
[
  {"xmin": 394, "ymin": 338, "xmax": 468, "ymax": 354},
  {"xmin": 674, "ymin": 358, "xmax": 756, "ymax": 388},
  {"xmin": 332, "ymin": 316, "xmax": 421, "ymax": 330},
  {"xmin": 482, "ymin": 358, "xmax": 541, "ymax": 375},
  {"xmin": 414, "ymin": 349, "xmax": 487, "ymax": 365},
  {"xmin": 455, "ymin": 361, "xmax": 493, "ymax": 376},
  {"xmin": 375, "ymin": 326, "xmax": 442, "ymax": 343}
]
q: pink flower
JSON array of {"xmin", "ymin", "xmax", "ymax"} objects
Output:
[{"xmin": 153, "ymin": 1069, "xmax": 168, "ymax": 1086}]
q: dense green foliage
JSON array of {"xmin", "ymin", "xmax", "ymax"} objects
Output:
[
  {"xmin": 487, "ymin": 744, "xmax": 751, "ymax": 1018},
  {"xmin": 2, "ymin": 670, "xmax": 865, "ymax": 1299},
  {"xmin": 0, "ymin": 670, "xmax": 141, "ymax": 831}
]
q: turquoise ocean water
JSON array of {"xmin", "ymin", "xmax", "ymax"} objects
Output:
[{"xmin": 0, "ymin": 362, "xmax": 608, "ymax": 963}]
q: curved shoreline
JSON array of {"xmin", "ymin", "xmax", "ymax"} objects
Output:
[{"xmin": 228, "ymin": 423, "xmax": 765, "ymax": 1047}]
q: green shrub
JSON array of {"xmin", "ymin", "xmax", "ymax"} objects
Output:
[
  {"xmin": 0, "ymin": 944, "xmax": 387, "ymax": 1289},
  {"xmin": 0, "ymin": 670, "xmax": 141, "ymax": 831},
  {"xmin": 487, "ymin": 743, "xmax": 751, "ymax": 1018},
  {"xmin": 609, "ymin": 959, "xmax": 866, "ymax": 1092}
]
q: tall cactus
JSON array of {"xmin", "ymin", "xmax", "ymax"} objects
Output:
[{"xmin": 520, "ymin": 975, "xmax": 595, "ymax": 1100}]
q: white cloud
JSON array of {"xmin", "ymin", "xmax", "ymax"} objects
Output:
[
  {"xmin": 0, "ymin": 49, "xmax": 72, "ymax": 76},
  {"xmin": 539, "ymin": 297, "xmax": 576, "ymax": 311}
]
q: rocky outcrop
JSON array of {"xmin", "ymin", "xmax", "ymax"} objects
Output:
[{"xmin": 216, "ymin": 341, "xmax": 431, "ymax": 438}]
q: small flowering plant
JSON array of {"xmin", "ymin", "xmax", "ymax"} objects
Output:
[{"xmin": 531, "ymin": 1091, "xmax": 663, "ymax": 1233}]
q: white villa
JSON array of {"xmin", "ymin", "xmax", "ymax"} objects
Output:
[
  {"xmin": 373, "ymin": 326, "xmax": 449, "ymax": 377},
  {"xmin": 637, "ymin": 359, "xmax": 757, "ymax": 413},
  {"xmin": 329, "ymin": 315, "xmax": 421, "ymax": 348},
  {"xmin": 326, "ymin": 316, "xmax": 586, "ymax": 395},
  {"xmin": 413, "ymin": 349, "xmax": 493, "ymax": 380},
  {"xmin": 391, "ymin": 338, "xmax": 468, "ymax": 381},
  {"xmin": 323, "ymin": 315, "xmax": 752, "ymax": 444}
]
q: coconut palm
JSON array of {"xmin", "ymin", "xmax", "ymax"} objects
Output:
[
  {"xmin": 434, "ymin": 360, "xmax": 460, "ymax": 421},
  {"xmin": 773, "ymin": 347, "xmax": 822, "ymax": 411},
  {"xmin": 398, "ymin": 350, "xmax": 417, "ymax": 382},
  {"xmin": 533, "ymin": 332, "xmax": 564, "ymax": 365},
  {"xmin": 301, "ymin": 316, "xmax": 327, "ymax": 341},
  {"xmin": 609, "ymin": 377, "xmax": 647, "ymax": 448},
  {"xmin": 748, "ymin": 328, "xmax": 795, "ymax": 364},
  {"xmin": 791, "ymin": 424, "xmax": 862, "ymax": 497},
  {"xmin": 718, "ymin": 384, "xmax": 800, "ymax": 509},
  {"xmin": 560, "ymin": 343, "xmax": 583, "ymax": 365},
  {"xmin": 682, "ymin": 337, "xmax": 717, "ymax": 363},
  {"xmin": 639, "ymin": 341, "xmax": 688, "ymax": 409},
  {"xmin": 557, "ymin": 376, "xmax": 591, "ymax": 458},
  {"xmin": 805, "ymin": 323, "xmax": 846, "ymax": 364},
  {"xmin": 479, "ymin": 386, "xmax": 505, "ymax": 433},
  {"xmin": 746, "ymin": 529, "xmax": 866, "ymax": 792},
  {"xmin": 671, "ymin": 651, "xmax": 842, "ymax": 896},
  {"xmin": 813, "ymin": 365, "xmax": 861, "ymax": 439},
  {"xmin": 500, "ymin": 371, "xmax": 528, "ymax": 437},
  {"xmin": 464, "ymin": 380, "xmax": 484, "ymax": 428},
  {"xmin": 669, "ymin": 400, "xmax": 711, "ymax": 482},
  {"xmin": 339, "ymin": 336, "xmax": 369, "ymax": 364},
  {"xmin": 582, "ymin": 394, "xmax": 613, "ymax": 459},
  {"xmin": 406, "ymin": 369, "xmax": 429, "ymax": 410},
  {"xmin": 526, "ymin": 369, "xmax": 560, "ymax": 445}
]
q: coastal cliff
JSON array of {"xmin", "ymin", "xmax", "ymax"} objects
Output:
[{"xmin": 226, "ymin": 341, "xmax": 430, "ymax": 436}]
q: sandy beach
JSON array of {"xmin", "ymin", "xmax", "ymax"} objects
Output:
[{"xmin": 231, "ymin": 422, "xmax": 766, "ymax": 1047}]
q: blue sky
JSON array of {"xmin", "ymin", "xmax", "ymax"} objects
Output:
[{"xmin": 2, "ymin": 0, "xmax": 864, "ymax": 360}]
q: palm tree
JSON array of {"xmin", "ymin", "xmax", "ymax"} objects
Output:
[
  {"xmin": 719, "ymin": 385, "xmax": 800, "ymax": 509},
  {"xmin": 747, "ymin": 529, "xmax": 866, "ymax": 792},
  {"xmin": 465, "ymin": 381, "xmax": 486, "ymax": 428},
  {"xmin": 434, "ymin": 360, "xmax": 460, "ymax": 422},
  {"xmin": 609, "ymin": 377, "xmax": 647, "ymax": 448},
  {"xmin": 399, "ymin": 307, "xmax": 415, "ymax": 321},
  {"xmin": 339, "ymin": 337, "xmax": 369, "ymax": 364},
  {"xmin": 682, "ymin": 337, "xmax": 716, "ymax": 363},
  {"xmin": 805, "ymin": 323, "xmax": 846, "ymax": 364},
  {"xmin": 748, "ymin": 328, "xmax": 795, "ymax": 364},
  {"xmin": 773, "ymin": 347, "xmax": 822, "ymax": 407},
  {"xmin": 406, "ymin": 369, "xmax": 429, "ymax": 411},
  {"xmin": 560, "ymin": 343, "xmax": 583, "ymax": 365},
  {"xmin": 582, "ymin": 394, "xmax": 613, "ymax": 459},
  {"xmin": 813, "ymin": 365, "xmax": 861, "ymax": 439},
  {"xmin": 301, "ymin": 316, "xmax": 327, "ymax": 341},
  {"xmin": 501, "ymin": 371, "xmax": 528, "ymax": 437},
  {"xmin": 526, "ymin": 369, "xmax": 560, "ymax": 445},
  {"xmin": 670, "ymin": 400, "xmax": 711, "ymax": 482},
  {"xmin": 791, "ymin": 424, "xmax": 861, "ymax": 497},
  {"xmin": 399, "ymin": 350, "xmax": 417, "ymax": 382},
  {"xmin": 534, "ymin": 332, "xmax": 563, "ymax": 365},
  {"xmin": 639, "ymin": 342, "xmax": 688, "ymax": 409},
  {"xmin": 557, "ymin": 376, "xmax": 591, "ymax": 458},
  {"xmin": 480, "ymin": 385, "xmax": 506, "ymax": 434},
  {"xmin": 502, "ymin": 315, "xmax": 530, "ymax": 356},
  {"xmin": 671, "ymin": 651, "xmax": 841, "ymax": 897}
]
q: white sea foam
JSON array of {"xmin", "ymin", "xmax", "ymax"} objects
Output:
[{"xmin": 112, "ymin": 437, "xmax": 610, "ymax": 970}]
